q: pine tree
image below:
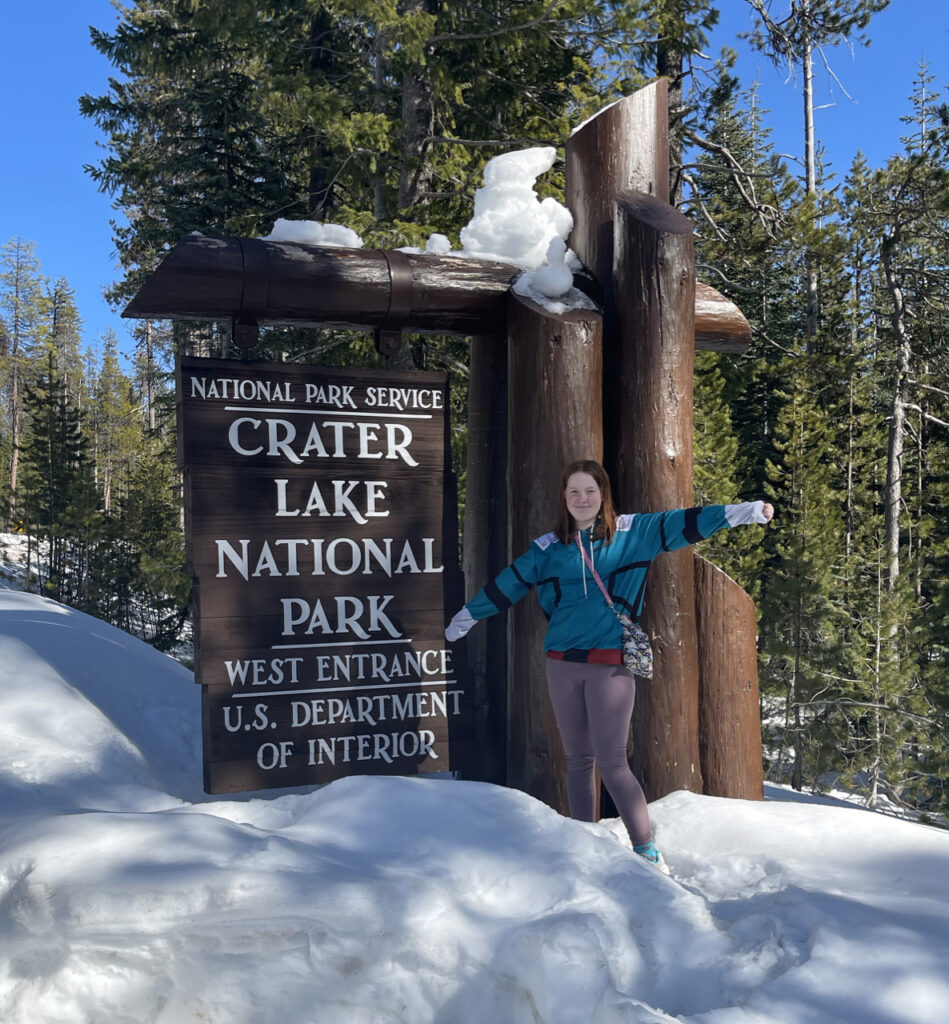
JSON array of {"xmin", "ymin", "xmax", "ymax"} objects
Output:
[
  {"xmin": 18, "ymin": 353, "xmax": 102, "ymax": 606},
  {"xmin": 101, "ymin": 440, "xmax": 189, "ymax": 649},
  {"xmin": 0, "ymin": 237, "xmax": 48, "ymax": 519},
  {"xmin": 79, "ymin": 0, "xmax": 666, "ymax": 310},
  {"xmin": 745, "ymin": 0, "xmax": 890, "ymax": 342},
  {"xmin": 88, "ymin": 331, "xmax": 142, "ymax": 512},
  {"xmin": 44, "ymin": 278, "xmax": 85, "ymax": 403},
  {"xmin": 759, "ymin": 357, "xmax": 845, "ymax": 790}
]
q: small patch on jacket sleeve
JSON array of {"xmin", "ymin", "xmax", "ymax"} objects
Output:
[
  {"xmin": 616, "ymin": 514, "xmax": 634, "ymax": 532},
  {"xmin": 533, "ymin": 531, "xmax": 558, "ymax": 550}
]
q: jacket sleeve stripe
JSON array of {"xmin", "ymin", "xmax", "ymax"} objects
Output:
[
  {"xmin": 484, "ymin": 579, "xmax": 513, "ymax": 611},
  {"xmin": 511, "ymin": 564, "xmax": 532, "ymax": 589},
  {"xmin": 683, "ymin": 507, "xmax": 704, "ymax": 544},
  {"xmin": 659, "ymin": 513, "xmax": 670, "ymax": 552}
]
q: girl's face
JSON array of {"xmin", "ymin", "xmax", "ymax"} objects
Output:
[{"xmin": 564, "ymin": 472, "xmax": 602, "ymax": 531}]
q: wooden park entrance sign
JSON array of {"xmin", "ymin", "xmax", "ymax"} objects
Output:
[
  {"xmin": 126, "ymin": 79, "xmax": 764, "ymax": 803},
  {"xmin": 176, "ymin": 358, "xmax": 467, "ymax": 792}
]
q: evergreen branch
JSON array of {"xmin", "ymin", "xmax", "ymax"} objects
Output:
[
  {"xmin": 285, "ymin": 336, "xmax": 352, "ymax": 362},
  {"xmin": 427, "ymin": 3, "xmax": 572, "ymax": 44}
]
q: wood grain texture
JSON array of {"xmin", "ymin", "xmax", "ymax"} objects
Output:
[
  {"xmin": 612, "ymin": 190, "xmax": 703, "ymax": 801},
  {"xmin": 125, "ymin": 232, "xmax": 748, "ymax": 351},
  {"xmin": 695, "ymin": 555, "xmax": 765, "ymax": 799},
  {"xmin": 506, "ymin": 294, "xmax": 603, "ymax": 815}
]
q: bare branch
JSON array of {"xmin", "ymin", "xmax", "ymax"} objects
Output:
[
  {"xmin": 751, "ymin": 322, "xmax": 798, "ymax": 356},
  {"xmin": 696, "ymin": 262, "xmax": 760, "ymax": 295},
  {"xmin": 908, "ymin": 379, "xmax": 949, "ymax": 399},
  {"xmin": 687, "ymin": 130, "xmax": 783, "ymax": 237},
  {"xmin": 681, "ymin": 173, "xmax": 729, "ymax": 243},
  {"xmin": 793, "ymin": 699, "xmax": 933, "ymax": 725},
  {"xmin": 426, "ymin": 135, "xmax": 561, "ymax": 149},
  {"xmin": 907, "ymin": 404, "xmax": 949, "ymax": 428}
]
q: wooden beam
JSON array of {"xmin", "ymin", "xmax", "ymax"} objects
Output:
[
  {"xmin": 123, "ymin": 234, "xmax": 750, "ymax": 353},
  {"xmin": 123, "ymin": 235, "xmax": 519, "ymax": 337}
]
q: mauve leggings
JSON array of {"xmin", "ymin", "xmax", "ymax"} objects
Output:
[{"xmin": 545, "ymin": 658, "xmax": 652, "ymax": 846}]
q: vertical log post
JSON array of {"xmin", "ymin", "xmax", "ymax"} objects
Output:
[
  {"xmin": 613, "ymin": 190, "xmax": 703, "ymax": 799},
  {"xmin": 506, "ymin": 294, "xmax": 603, "ymax": 812},
  {"xmin": 566, "ymin": 82, "xmax": 670, "ymax": 479},
  {"xmin": 695, "ymin": 557, "xmax": 765, "ymax": 798},
  {"xmin": 462, "ymin": 334, "xmax": 510, "ymax": 784}
]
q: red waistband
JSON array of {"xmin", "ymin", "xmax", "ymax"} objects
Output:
[{"xmin": 546, "ymin": 649, "xmax": 623, "ymax": 665}]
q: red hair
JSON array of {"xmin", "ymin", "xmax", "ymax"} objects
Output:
[{"xmin": 553, "ymin": 459, "xmax": 617, "ymax": 545}]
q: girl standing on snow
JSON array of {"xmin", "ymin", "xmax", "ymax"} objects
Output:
[{"xmin": 445, "ymin": 459, "xmax": 774, "ymax": 870}]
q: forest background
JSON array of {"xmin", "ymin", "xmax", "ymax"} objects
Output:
[{"xmin": 1, "ymin": 0, "xmax": 947, "ymax": 816}]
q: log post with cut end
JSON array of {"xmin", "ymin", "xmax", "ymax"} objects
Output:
[
  {"xmin": 695, "ymin": 555, "xmax": 765, "ymax": 798},
  {"xmin": 613, "ymin": 190, "xmax": 703, "ymax": 800},
  {"xmin": 506, "ymin": 293, "xmax": 603, "ymax": 813}
]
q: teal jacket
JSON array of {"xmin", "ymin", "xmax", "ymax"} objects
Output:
[{"xmin": 465, "ymin": 503, "xmax": 763, "ymax": 656}]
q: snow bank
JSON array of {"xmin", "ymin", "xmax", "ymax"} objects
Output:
[{"xmin": 2, "ymin": 588, "xmax": 948, "ymax": 1023}]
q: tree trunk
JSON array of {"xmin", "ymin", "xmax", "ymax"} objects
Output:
[
  {"xmin": 372, "ymin": 26, "xmax": 388, "ymax": 220},
  {"xmin": 882, "ymin": 233, "xmax": 910, "ymax": 593},
  {"xmin": 398, "ymin": 0, "xmax": 436, "ymax": 212},
  {"xmin": 307, "ymin": 8, "xmax": 337, "ymax": 217},
  {"xmin": 802, "ymin": 0, "xmax": 820, "ymax": 342},
  {"xmin": 145, "ymin": 320, "xmax": 156, "ymax": 433},
  {"xmin": 656, "ymin": 13, "xmax": 684, "ymax": 206}
]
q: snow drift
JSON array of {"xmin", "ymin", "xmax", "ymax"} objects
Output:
[{"xmin": 1, "ymin": 587, "xmax": 948, "ymax": 1024}]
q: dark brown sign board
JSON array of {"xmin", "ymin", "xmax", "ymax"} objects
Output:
[{"xmin": 177, "ymin": 357, "xmax": 473, "ymax": 793}]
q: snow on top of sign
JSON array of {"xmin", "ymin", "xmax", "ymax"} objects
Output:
[
  {"xmin": 395, "ymin": 233, "xmax": 453, "ymax": 256},
  {"xmin": 512, "ymin": 237, "xmax": 597, "ymax": 315},
  {"xmin": 259, "ymin": 147, "xmax": 596, "ymax": 314},
  {"xmin": 458, "ymin": 146, "xmax": 573, "ymax": 270},
  {"xmin": 262, "ymin": 218, "xmax": 365, "ymax": 248}
]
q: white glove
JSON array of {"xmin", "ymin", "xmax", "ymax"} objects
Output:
[
  {"xmin": 445, "ymin": 607, "xmax": 477, "ymax": 641},
  {"xmin": 725, "ymin": 500, "xmax": 773, "ymax": 526}
]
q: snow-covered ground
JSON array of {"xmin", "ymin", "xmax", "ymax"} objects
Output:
[{"xmin": 2, "ymin": 587, "xmax": 948, "ymax": 1024}]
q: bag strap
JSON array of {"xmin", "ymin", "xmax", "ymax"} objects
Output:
[{"xmin": 574, "ymin": 532, "xmax": 615, "ymax": 609}]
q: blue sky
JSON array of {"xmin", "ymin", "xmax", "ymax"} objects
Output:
[{"xmin": 1, "ymin": 1, "xmax": 946, "ymax": 363}]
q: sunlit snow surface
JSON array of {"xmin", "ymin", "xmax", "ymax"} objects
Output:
[{"xmin": 1, "ymin": 585, "xmax": 948, "ymax": 1023}]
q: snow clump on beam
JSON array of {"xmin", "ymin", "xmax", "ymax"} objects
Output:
[{"xmin": 262, "ymin": 219, "xmax": 365, "ymax": 248}]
